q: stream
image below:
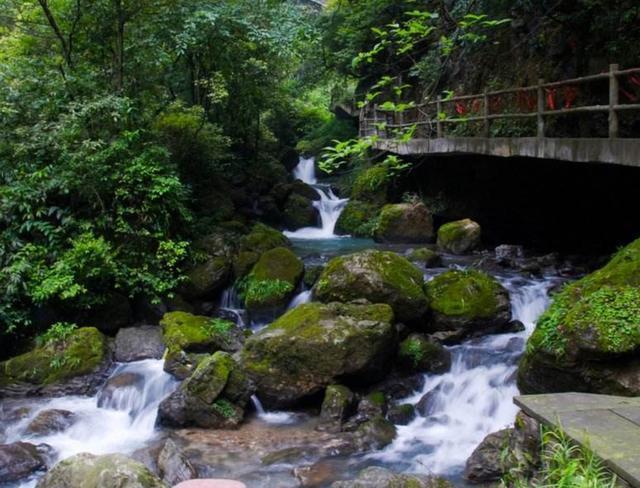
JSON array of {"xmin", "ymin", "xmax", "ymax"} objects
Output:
[{"xmin": 1, "ymin": 157, "xmax": 562, "ymax": 487}]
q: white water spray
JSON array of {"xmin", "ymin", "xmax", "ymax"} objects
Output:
[
  {"xmin": 250, "ymin": 395, "xmax": 296, "ymax": 425},
  {"xmin": 5, "ymin": 359, "xmax": 176, "ymax": 487},
  {"xmin": 370, "ymin": 274, "xmax": 556, "ymax": 476},
  {"xmin": 284, "ymin": 157, "xmax": 349, "ymax": 240}
]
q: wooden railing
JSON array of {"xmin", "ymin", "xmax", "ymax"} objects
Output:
[{"xmin": 360, "ymin": 64, "xmax": 640, "ymax": 141}]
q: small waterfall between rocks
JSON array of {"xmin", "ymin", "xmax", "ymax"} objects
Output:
[
  {"xmin": 6, "ymin": 360, "xmax": 176, "ymax": 488},
  {"xmin": 368, "ymin": 273, "xmax": 557, "ymax": 477},
  {"xmin": 284, "ymin": 157, "xmax": 348, "ymax": 240},
  {"xmin": 250, "ymin": 395, "xmax": 296, "ymax": 425}
]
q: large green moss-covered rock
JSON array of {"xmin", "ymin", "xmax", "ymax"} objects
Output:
[
  {"xmin": 160, "ymin": 311, "xmax": 243, "ymax": 378},
  {"xmin": 242, "ymin": 247, "xmax": 304, "ymax": 313},
  {"xmin": 374, "ymin": 202, "xmax": 434, "ymax": 244},
  {"xmin": 331, "ymin": 466, "xmax": 453, "ymax": 488},
  {"xmin": 282, "ymin": 193, "xmax": 319, "ymax": 230},
  {"xmin": 437, "ymin": 218, "xmax": 481, "ymax": 255},
  {"xmin": 0, "ymin": 327, "xmax": 109, "ymax": 389},
  {"xmin": 397, "ymin": 333, "xmax": 451, "ymax": 374},
  {"xmin": 314, "ymin": 250, "xmax": 428, "ymax": 324},
  {"xmin": 335, "ymin": 200, "xmax": 381, "ymax": 237},
  {"xmin": 241, "ymin": 302, "xmax": 397, "ymax": 408},
  {"xmin": 408, "ymin": 248, "xmax": 443, "ymax": 268},
  {"xmin": 158, "ymin": 351, "xmax": 253, "ymax": 429},
  {"xmin": 239, "ymin": 223, "xmax": 290, "ymax": 254},
  {"xmin": 519, "ymin": 238, "xmax": 640, "ymax": 395},
  {"xmin": 424, "ymin": 270, "xmax": 511, "ymax": 340},
  {"xmin": 35, "ymin": 453, "xmax": 165, "ymax": 488}
]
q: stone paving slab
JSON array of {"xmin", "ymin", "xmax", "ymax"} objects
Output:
[{"xmin": 515, "ymin": 393, "xmax": 640, "ymax": 487}]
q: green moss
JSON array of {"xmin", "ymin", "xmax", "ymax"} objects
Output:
[
  {"xmin": 161, "ymin": 311, "xmax": 237, "ymax": 353},
  {"xmin": 335, "ymin": 200, "xmax": 381, "ymax": 237},
  {"xmin": 239, "ymin": 223, "xmax": 290, "ymax": 254},
  {"xmin": 408, "ymin": 248, "xmax": 442, "ymax": 267},
  {"xmin": 250, "ymin": 247, "xmax": 303, "ymax": 284},
  {"xmin": 437, "ymin": 218, "xmax": 481, "ymax": 254},
  {"xmin": 399, "ymin": 338, "xmax": 424, "ymax": 367},
  {"xmin": 425, "ymin": 269, "xmax": 502, "ymax": 318},
  {"xmin": 0, "ymin": 327, "xmax": 107, "ymax": 386},
  {"xmin": 233, "ymin": 251, "xmax": 260, "ymax": 279},
  {"xmin": 240, "ymin": 247, "xmax": 303, "ymax": 311},
  {"xmin": 527, "ymin": 238, "xmax": 640, "ymax": 357},
  {"xmin": 183, "ymin": 351, "xmax": 233, "ymax": 403},
  {"xmin": 351, "ymin": 165, "xmax": 389, "ymax": 205},
  {"xmin": 212, "ymin": 398, "xmax": 237, "ymax": 418},
  {"xmin": 366, "ymin": 391, "xmax": 385, "ymax": 406}
]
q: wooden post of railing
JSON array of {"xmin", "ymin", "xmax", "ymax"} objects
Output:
[
  {"xmin": 537, "ymin": 79, "xmax": 545, "ymax": 139},
  {"xmin": 373, "ymin": 104, "xmax": 379, "ymax": 138},
  {"xmin": 436, "ymin": 98, "xmax": 443, "ymax": 138},
  {"xmin": 609, "ymin": 63, "xmax": 619, "ymax": 139},
  {"xmin": 483, "ymin": 89, "xmax": 490, "ymax": 138}
]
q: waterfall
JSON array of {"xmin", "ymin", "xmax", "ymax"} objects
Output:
[
  {"xmin": 287, "ymin": 289, "xmax": 312, "ymax": 309},
  {"xmin": 250, "ymin": 394, "xmax": 296, "ymax": 425},
  {"xmin": 5, "ymin": 359, "xmax": 177, "ymax": 472},
  {"xmin": 369, "ymin": 273, "xmax": 558, "ymax": 476},
  {"xmin": 284, "ymin": 157, "xmax": 349, "ymax": 240}
]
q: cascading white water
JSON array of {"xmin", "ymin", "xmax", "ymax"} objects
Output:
[
  {"xmin": 292, "ymin": 156, "xmax": 318, "ymax": 184},
  {"xmin": 219, "ymin": 286, "xmax": 246, "ymax": 328},
  {"xmin": 250, "ymin": 395, "xmax": 296, "ymax": 424},
  {"xmin": 370, "ymin": 273, "xmax": 557, "ymax": 476},
  {"xmin": 6, "ymin": 360, "xmax": 177, "ymax": 488},
  {"xmin": 284, "ymin": 157, "xmax": 349, "ymax": 240},
  {"xmin": 287, "ymin": 289, "xmax": 312, "ymax": 309}
]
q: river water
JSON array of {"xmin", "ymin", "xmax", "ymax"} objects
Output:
[{"xmin": 1, "ymin": 157, "xmax": 562, "ymax": 487}]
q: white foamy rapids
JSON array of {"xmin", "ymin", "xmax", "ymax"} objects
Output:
[
  {"xmin": 370, "ymin": 275, "xmax": 556, "ymax": 475},
  {"xmin": 292, "ymin": 156, "xmax": 317, "ymax": 185},
  {"xmin": 250, "ymin": 395, "xmax": 296, "ymax": 425},
  {"xmin": 284, "ymin": 157, "xmax": 349, "ymax": 240},
  {"xmin": 5, "ymin": 360, "xmax": 177, "ymax": 470},
  {"xmin": 287, "ymin": 289, "xmax": 313, "ymax": 309}
]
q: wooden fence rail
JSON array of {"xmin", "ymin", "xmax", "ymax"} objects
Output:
[{"xmin": 360, "ymin": 64, "xmax": 640, "ymax": 141}]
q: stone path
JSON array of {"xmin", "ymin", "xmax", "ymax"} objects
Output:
[{"xmin": 515, "ymin": 393, "xmax": 640, "ymax": 487}]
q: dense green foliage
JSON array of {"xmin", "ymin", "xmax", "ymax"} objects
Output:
[
  {"xmin": 0, "ymin": 0, "xmax": 323, "ymax": 341},
  {"xmin": 504, "ymin": 427, "xmax": 617, "ymax": 488}
]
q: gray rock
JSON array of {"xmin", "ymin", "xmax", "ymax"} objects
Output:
[
  {"xmin": 464, "ymin": 428, "xmax": 511, "ymax": 483},
  {"xmin": 331, "ymin": 466, "xmax": 453, "ymax": 487},
  {"xmin": 97, "ymin": 372, "xmax": 144, "ymax": 409},
  {"xmin": 387, "ymin": 404, "xmax": 416, "ymax": 425},
  {"xmin": 35, "ymin": 452, "xmax": 166, "ymax": 488},
  {"xmin": 115, "ymin": 326, "xmax": 165, "ymax": 362},
  {"xmin": 0, "ymin": 442, "xmax": 50, "ymax": 483},
  {"xmin": 320, "ymin": 385, "xmax": 355, "ymax": 424},
  {"xmin": 25, "ymin": 410, "xmax": 77, "ymax": 437},
  {"xmin": 157, "ymin": 439, "xmax": 196, "ymax": 486}
]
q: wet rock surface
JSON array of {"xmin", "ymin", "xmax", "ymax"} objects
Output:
[
  {"xmin": 115, "ymin": 326, "xmax": 165, "ymax": 362},
  {"xmin": 0, "ymin": 441, "xmax": 51, "ymax": 483},
  {"xmin": 25, "ymin": 409, "xmax": 77, "ymax": 437}
]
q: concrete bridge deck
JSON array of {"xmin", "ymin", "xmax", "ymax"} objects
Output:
[
  {"xmin": 374, "ymin": 137, "xmax": 640, "ymax": 167},
  {"xmin": 515, "ymin": 393, "xmax": 640, "ymax": 487}
]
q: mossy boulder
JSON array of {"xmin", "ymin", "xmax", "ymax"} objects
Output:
[
  {"xmin": 158, "ymin": 351, "xmax": 253, "ymax": 429},
  {"xmin": 160, "ymin": 311, "xmax": 243, "ymax": 378},
  {"xmin": 232, "ymin": 251, "xmax": 260, "ymax": 279},
  {"xmin": 239, "ymin": 223, "xmax": 290, "ymax": 254},
  {"xmin": 314, "ymin": 250, "xmax": 428, "ymax": 324},
  {"xmin": 424, "ymin": 270, "xmax": 511, "ymax": 340},
  {"xmin": 351, "ymin": 165, "xmax": 389, "ymax": 205},
  {"xmin": 408, "ymin": 248, "xmax": 443, "ymax": 268},
  {"xmin": 437, "ymin": 218, "xmax": 481, "ymax": 255},
  {"xmin": 321, "ymin": 384, "xmax": 356, "ymax": 424},
  {"xmin": 240, "ymin": 302, "xmax": 397, "ymax": 408},
  {"xmin": 335, "ymin": 200, "xmax": 380, "ymax": 237},
  {"xmin": 242, "ymin": 247, "xmax": 304, "ymax": 313},
  {"xmin": 519, "ymin": 237, "xmax": 640, "ymax": 395},
  {"xmin": 282, "ymin": 193, "xmax": 319, "ymax": 230},
  {"xmin": 193, "ymin": 227, "xmax": 240, "ymax": 259},
  {"xmin": 397, "ymin": 334, "xmax": 452, "ymax": 374},
  {"xmin": 303, "ymin": 264, "xmax": 324, "ymax": 288},
  {"xmin": 35, "ymin": 452, "xmax": 165, "ymax": 488},
  {"xmin": 183, "ymin": 256, "xmax": 231, "ymax": 300},
  {"xmin": 0, "ymin": 327, "xmax": 109, "ymax": 389},
  {"xmin": 374, "ymin": 202, "xmax": 434, "ymax": 244}
]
